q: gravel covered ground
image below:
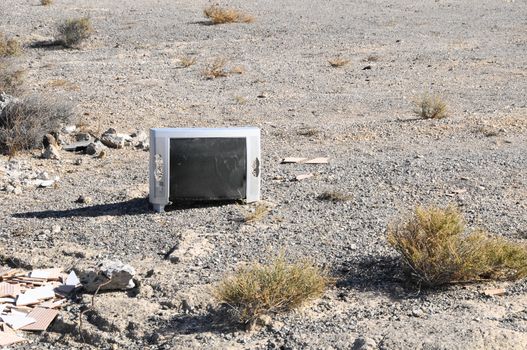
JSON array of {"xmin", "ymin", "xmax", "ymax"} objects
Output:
[{"xmin": 1, "ymin": 0, "xmax": 526, "ymax": 349}]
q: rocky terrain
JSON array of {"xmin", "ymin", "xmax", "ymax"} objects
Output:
[{"xmin": 1, "ymin": 0, "xmax": 526, "ymax": 349}]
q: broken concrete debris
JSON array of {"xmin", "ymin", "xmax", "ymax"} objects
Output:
[
  {"xmin": 81, "ymin": 260, "xmax": 136, "ymax": 293},
  {"xmin": 85, "ymin": 141, "xmax": 107, "ymax": 156},
  {"xmin": 100, "ymin": 128, "xmax": 132, "ymax": 149},
  {"xmin": 0, "ymin": 266, "xmax": 81, "ymax": 346}
]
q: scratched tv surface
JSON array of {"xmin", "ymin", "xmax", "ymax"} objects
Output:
[{"xmin": 169, "ymin": 138, "xmax": 247, "ymax": 200}]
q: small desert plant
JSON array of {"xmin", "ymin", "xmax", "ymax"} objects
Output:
[
  {"xmin": 387, "ymin": 206, "xmax": 527, "ymax": 287},
  {"xmin": 57, "ymin": 17, "xmax": 93, "ymax": 48},
  {"xmin": 203, "ymin": 58, "xmax": 229, "ymax": 79},
  {"xmin": 0, "ymin": 33, "xmax": 22, "ymax": 57},
  {"xmin": 328, "ymin": 57, "xmax": 350, "ymax": 68},
  {"xmin": 244, "ymin": 202, "xmax": 271, "ymax": 223},
  {"xmin": 297, "ymin": 128, "xmax": 319, "ymax": 137},
  {"xmin": 41, "ymin": 0, "xmax": 53, "ymax": 5},
  {"xmin": 203, "ymin": 5, "xmax": 254, "ymax": 24},
  {"xmin": 317, "ymin": 191, "xmax": 352, "ymax": 202},
  {"xmin": 0, "ymin": 62, "xmax": 25, "ymax": 94},
  {"xmin": 0, "ymin": 95, "xmax": 74, "ymax": 154},
  {"xmin": 179, "ymin": 55, "xmax": 197, "ymax": 68},
  {"xmin": 214, "ymin": 254, "xmax": 328, "ymax": 325},
  {"xmin": 414, "ymin": 94, "xmax": 448, "ymax": 120}
]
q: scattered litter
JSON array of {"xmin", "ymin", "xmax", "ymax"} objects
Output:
[
  {"xmin": 483, "ymin": 288, "xmax": 506, "ymax": 297},
  {"xmin": 0, "ymin": 266, "xmax": 80, "ymax": 345},
  {"xmin": 281, "ymin": 157, "xmax": 329, "ymax": 164}
]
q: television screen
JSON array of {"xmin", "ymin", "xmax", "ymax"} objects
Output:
[{"xmin": 169, "ymin": 137, "xmax": 247, "ymax": 200}]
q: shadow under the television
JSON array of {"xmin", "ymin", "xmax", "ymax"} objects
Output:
[{"xmin": 12, "ymin": 198, "xmax": 239, "ymax": 219}]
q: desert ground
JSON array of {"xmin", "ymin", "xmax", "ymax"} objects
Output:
[{"xmin": 1, "ymin": 0, "xmax": 527, "ymax": 349}]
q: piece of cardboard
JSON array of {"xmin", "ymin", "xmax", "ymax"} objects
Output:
[
  {"xmin": 281, "ymin": 157, "xmax": 308, "ymax": 164},
  {"xmin": 483, "ymin": 288, "xmax": 506, "ymax": 296},
  {"xmin": 1, "ymin": 315, "xmax": 36, "ymax": 330},
  {"xmin": 295, "ymin": 174, "xmax": 314, "ymax": 181},
  {"xmin": 304, "ymin": 157, "xmax": 329, "ymax": 164},
  {"xmin": 0, "ymin": 331, "xmax": 26, "ymax": 346},
  {"xmin": 30, "ymin": 268, "xmax": 62, "ymax": 280}
]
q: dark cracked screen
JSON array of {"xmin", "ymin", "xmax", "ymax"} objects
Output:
[{"xmin": 169, "ymin": 138, "xmax": 247, "ymax": 201}]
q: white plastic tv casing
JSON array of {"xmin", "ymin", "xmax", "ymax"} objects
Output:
[{"xmin": 149, "ymin": 127, "xmax": 261, "ymax": 212}]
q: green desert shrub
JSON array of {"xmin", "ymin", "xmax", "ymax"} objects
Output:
[
  {"xmin": 414, "ymin": 94, "xmax": 448, "ymax": 119},
  {"xmin": 214, "ymin": 255, "xmax": 328, "ymax": 326},
  {"xmin": 57, "ymin": 17, "xmax": 93, "ymax": 48},
  {"xmin": 388, "ymin": 205, "xmax": 527, "ymax": 287}
]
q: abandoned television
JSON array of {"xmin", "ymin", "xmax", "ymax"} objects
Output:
[{"xmin": 149, "ymin": 127, "xmax": 261, "ymax": 212}]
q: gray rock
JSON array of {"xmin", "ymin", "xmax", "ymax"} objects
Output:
[
  {"xmin": 100, "ymin": 128, "xmax": 131, "ymax": 149},
  {"xmin": 61, "ymin": 125, "xmax": 77, "ymax": 134},
  {"xmin": 75, "ymin": 133, "xmax": 93, "ymax": 142},
  {"xmin": 85, "ymin": 141, "xmax": 107, "ymax": 156},
  {"xmin": 81, "ymin": 260, "xmax": 136, "ymax": 293},
  {"xmin": 352, "ymin": 336, "xmax": 377, "ymax": 350},
  {"xmin": 42, "ymin": 144, "xmax": 61, "ymax": 160},
  {"xmin": 76, "ymin": 195, "xmax": 93, "ymax": 204}
]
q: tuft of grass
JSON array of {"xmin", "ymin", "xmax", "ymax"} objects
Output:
[
  {"xmin": 214, "ymin": 254, "xmax": 328, "ymax": 326},
  {"xmin": 203, "ymin": 58, "xmax": 229, "ymax": 79},
  {"xmin": 0, "ymin": 95, "xmax": 75, "ymax": 155},
  {"xmin": 414, "ymin": 94, "xmax": 448, "ymax": 120},
  {"xmin": 387, "ymin": 206, "xmax": 527, "ymax": 287},
  {"xmin": 297, "ymin": 128, "xmax": 319, "ymax": 137},
  {"xmin": 0, "ymin": 33, "xmax": 22, "ymax": 57},
  {"xmin": 234, "ymin": 95, "xmax": 247, "ymax": 104},
  {"xmin": 57, "ymin": 17, "xmax": 93, "ymax": 48},
  {"xmin": 0, "ymin": 61, "xmax": 25, "ymax": 94},
  {"xmin": 328, "ymin": 57, "xmax": 350, "ymax": 68},
  {"xmin": 244, "ymin": 203, "xmax": 271, "ymax": 223},
  {"xmin": 41, "ymin": 0, "xmax": 53, "ymax": 5},
  {"xmin": 203, "ymin": 5, "xmax": 254, "ymax": 24},
  {"xmin": 179, "ymin": 55, "xmax": 197, "ymax": 68},
  {"xmin": 317, "ymin": 191, "xmax": 352, "ymax": 202}
]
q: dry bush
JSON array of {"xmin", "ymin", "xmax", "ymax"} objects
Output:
[
  {"xmin": 0, "ymin": 95, "xmax": 74, "ymax": 154},
  {"xmin": 414, "ymin": 94, "xmax": 448, "ymax": 120},
  {"xmin": 214, "ymin": 255, "xmax": 328, "ymax": 325},
  {"xmin": 41, "ymin": 0, "xmax": 53, "ymax": 5},
  {"xmin": 0, "ymin": 61, "xmax": 25, "ymax": 94},
  {"xmin": 387, "ymin": 206, "xmax": 527, "ymax": 287},
  {"xmin": 317, "ymin": 191, "xmax": 352, "ymax": 202},
  {"xmin": 297, "ymin": 128, "xmax": 319, "ymax": 137},
  {"xmin": 328, "ymin": 57, "xmax": 350, "ymax": 68},
  {"xmin": 0, "ymin": 33, "xmax": 22, "ymax": 57},
  {"xmin": 57, "ymin": 17, "xmax": 93, "ymax": 48},
  {"xmin": 203, "ymin": 58, "xmax": 229, "ymax": 79},
  {"xmin": 179, "ymin": 55, "xmax": 197, "ymax": 68},
  {"xmin": 203, "ymin": 5, "xmax": 254, "ymax": 24}
]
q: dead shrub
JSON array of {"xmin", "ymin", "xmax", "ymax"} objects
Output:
[
  {"xmin": 317, "ymin": 191, "xmax": 352, "ymax": 202},
  {"xmin": 328, "ymin": 57, "xmax": 350, "ymax": 68},
  {"xmin": 0, "ymin": 95, "xmax": 75, "ymax": 154},
  {"xmin": 203, "ymin": 5, "xmax": 254, "ymax": 24},
  {"xmin": 414, "ymin": 94, "xmax": 448, "ymax": 120},
  {"xmin": 57, "ymin": 17, "xmax": 93, "ymax": 48},
  {"xmin": 297, "ymin": 128, "xmax": 319, "ymax": 137},
  {"xmin": 0, "ymin": 61, "xmax": 26, "ymax": 94},
  {"xmin": 387, "ymin": 206, "xmax": 527, "ymax": 287},
  {"xmin": 41, "ymin": 0, "xmax": 53, "ymax": 5},
  {"xmin": 179, "ymin": 55, "xmax": 197, "ymax": 68},
  {"xmin": 0, "ymin": 33, "xmax": 22, "ymax": 57},
  {"xmin": 203, "ymin": 58, "xmax": 229, "ymax": 79},
  {"xmin": 214, "ymin": 254, "xmax": 328, "ymax": 326}
]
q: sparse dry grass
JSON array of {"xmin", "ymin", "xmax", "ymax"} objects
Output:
[
  {"xmin": 214, "ymin": 254, "xmax": 328, "ymax": 326},
  {"xmin": 57, "ymin": 17, "xmax": 93, "ymax": 48},
  {"xmin": 0, "ymin": 95, "xmax": 74, "ymax": 155},
  {"xmin": 328, "ymin": 57, "xmax": 350, "ymax": 68},
  {"xmin": 0, "ymin": 33, "xmax": 22, "ymax": 57},
  {"xmin": 317, "ymin": 191, "xmax": 352, "ymax": 202},
  {"xmin": 244, "ymin": 203, "xmax": 271, "ymax": 223},
  {"xmin": 179, "ymin": 55, "xmax": 197, "ymax": 68},
  {"xmin": 234, "ymin": 96, "xmax": 247, "ymax": 104},
  {"xmin": 41, "ymin": 0, "xmax": 53, "ymax": 5},
  {"xmin": 387, "ymin": 206, "xmax": 527, "ymax": 287},
  {"xmin": 414, "ymin": 94, "xmax": 448, "ymax": 120},
  {"xmin": 203, "ymin": 5, "xmax": 254, "ymax": 24}
]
